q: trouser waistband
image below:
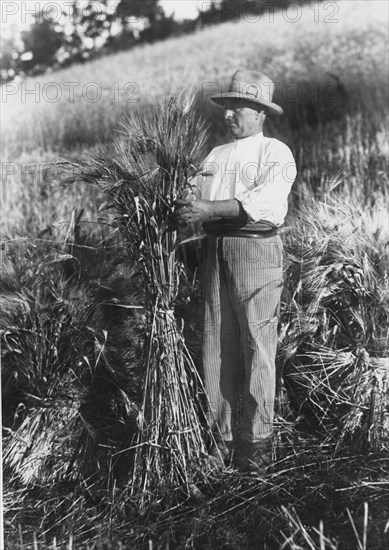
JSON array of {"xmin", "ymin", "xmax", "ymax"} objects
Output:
[{"xmin": 206, "ymin": 229, "xmax": 279, "ymax": 239}]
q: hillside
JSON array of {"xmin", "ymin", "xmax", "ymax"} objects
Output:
[
  {"xmin": 3, "ymin": 0, "xmax": 388, "ymax": 153},
  {"xmin": 1, "ymin": 0, "xmax": 388, "ymax": 235}
]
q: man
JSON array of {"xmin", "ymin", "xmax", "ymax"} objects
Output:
[{"xmin": 175, "ymin": 70, "xmax": 297, "ymax": 474}]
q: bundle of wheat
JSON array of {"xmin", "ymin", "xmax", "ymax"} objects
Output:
[
  {"xmin": 280, "ymin": 184, "xmax": 389, "ymax": 451},
  {"xmin": 69, "ymin": 90, "xmax": 214, "ymax": 507},
  {"xmin": 1, "ymin": 226, "xmax": 140, "ymax": 489}
]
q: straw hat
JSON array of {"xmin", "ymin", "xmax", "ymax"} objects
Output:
[{"xmin": 211, "ymin": 69, "xmax": 283, "ymax": 115}]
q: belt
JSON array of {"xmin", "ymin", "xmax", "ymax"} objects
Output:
[{"xmin": 207, "ymin": 229, "xmax": 279, "ymax": 239}]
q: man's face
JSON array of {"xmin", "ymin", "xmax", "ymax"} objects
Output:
[{"xmin": 223, "ymin": 98, "xmax": 265, "ymax": 139}]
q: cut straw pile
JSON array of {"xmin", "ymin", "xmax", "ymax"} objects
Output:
[
  {"xmin": 1, "ymin": 224, "xmax": 140, "ymax": 490},
  {"xmin": 279, "ymin": 184, "xmax": 389, "ymax": 451},
  {"xmin": 70, "ymin": 91, "xmax": 214, "ymax": 506}
]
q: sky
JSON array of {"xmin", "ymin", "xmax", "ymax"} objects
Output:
[
  {"xmin": 161, "ymin": 1, "xmax": 204, "ymax": 20},
  {"xmin": 1, "ymin": 0, "xmax": 204, "ymax": 33}
]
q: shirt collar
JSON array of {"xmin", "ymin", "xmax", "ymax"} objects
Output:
[{"xmin": 234, "ymin": 131, "xmax": 264, "ymax": 144}]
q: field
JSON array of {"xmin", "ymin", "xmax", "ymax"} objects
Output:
[{"xmin": 1, "ymin": 0, "xmax": 389, "ymax": 548}]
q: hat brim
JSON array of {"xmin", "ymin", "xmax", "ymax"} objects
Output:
[{"xmin": 211, "ymin": 92, "xmax": 284, "ymax": 115}]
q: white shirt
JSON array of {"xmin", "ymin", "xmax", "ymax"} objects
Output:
[{"xmin": 191, "ymin": 132, "xmax": 297, "ymax": 227}]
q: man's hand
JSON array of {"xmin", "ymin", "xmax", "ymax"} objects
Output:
[
  {"xmin": 172, "ymin": 197, "xmax": 247, "ymax": 229},
  {"xmin": 173, "ymin": 198, "xmax": 212, "ymax": 225}
]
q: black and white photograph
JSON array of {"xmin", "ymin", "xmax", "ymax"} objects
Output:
[{"xmin": 1, "ymin": 1, "xmax": 388, "ymax": 548}]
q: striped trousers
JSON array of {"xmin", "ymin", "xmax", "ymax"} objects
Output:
[{"xmin": 200, "ymin": 235, "xmax": 283, "ymax": 443}]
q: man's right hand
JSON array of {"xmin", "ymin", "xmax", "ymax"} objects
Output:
[{"xmin": 173, "ymin": 198, "xmax": 213, "ymax": 226}]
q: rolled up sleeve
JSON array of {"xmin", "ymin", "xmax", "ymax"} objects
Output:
[{"xmin": 235, "ymin": 142, "xmax": 297, "ymax": 226}]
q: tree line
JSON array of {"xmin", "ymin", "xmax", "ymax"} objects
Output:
[{"xmin": 1, "ymin": 1, "xmax": 305, "ymax": 83}]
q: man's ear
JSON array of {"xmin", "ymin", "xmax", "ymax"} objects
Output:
[{"xmin": 256, "ymin": 109, "xmax": 266, "ymax": 121}]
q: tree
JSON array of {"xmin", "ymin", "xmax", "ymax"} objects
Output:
[
  {"xmin": 115, "ymin": 0, "xmax": 176, "ymax": 45},
  {"xmin": 140, "ymin": 14, "xmax": 178, "ymax": 43},
  {"xmin": 80, "ymin": 0, "xmax": 115, "ymax": 50},
  {"xmin": 116, "ymin": 0, "xmax": 164, "ymax": 29},
  {"xmin": 202, "ymin": 0, "xmax": 298, "ymax": 25},
  {"xmin": 20, "ymin": 8, "xmax": 65, "ymax": 71},
  {"xmin": 0, "ymin": 29, "xmax": 24, "ymax": 82}
]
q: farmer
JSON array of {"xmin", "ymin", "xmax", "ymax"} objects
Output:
[{"xmin": 174, "ymin": 70, "xmax": 297, "ymax": 474}]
